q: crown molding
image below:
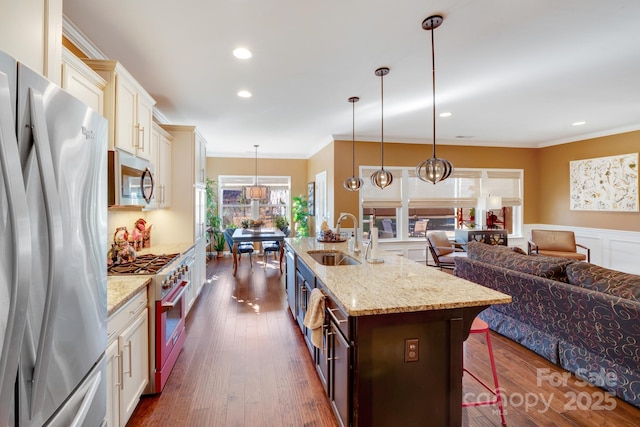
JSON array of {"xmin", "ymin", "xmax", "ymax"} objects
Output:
[{"xmin": 62, "ymin": 15, "xmax": 107, "ymax": 60}]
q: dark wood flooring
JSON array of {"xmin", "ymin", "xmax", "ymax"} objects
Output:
[{"xmin": 127, "ymin": 255, "xmax": 640, "ymax": 427}]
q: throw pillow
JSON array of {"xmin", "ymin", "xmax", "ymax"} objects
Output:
[{"xmin": 566, "ymin": 262, "xmax": 640, "ymax": 301}]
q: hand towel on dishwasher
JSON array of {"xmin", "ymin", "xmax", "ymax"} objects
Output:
[{"xmin": 303, "ymin": 288, "xmax": 326, "ymax": 349}]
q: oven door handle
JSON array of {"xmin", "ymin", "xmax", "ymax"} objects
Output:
[{"xmin": 162, "ymin": 286, "xmax": 186, "ymax": 313}]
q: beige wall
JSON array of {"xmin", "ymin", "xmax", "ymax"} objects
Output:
[
  {"xmin": 333, "ymin": 140, "xmax": 541, "ymax": 224},
  {"xmin": 206, "ymin": 131, "xmax": 638, "ymax": 233},
  {"xmin": 307, "ymin": 143, "xmax": 335, "ymax": 232},
  {"xmin": 538, "ymin": 130, "xmax": 640, "ymax": 231}
]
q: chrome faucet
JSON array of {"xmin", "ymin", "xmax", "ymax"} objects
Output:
[{"xmin": 336, "ymin": 212, "xmax": 360, "ymax": 254}]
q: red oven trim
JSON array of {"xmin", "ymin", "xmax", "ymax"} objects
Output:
[{"xmin": 154, "ymin": 282, "xmax": 186, "ymax": 393}]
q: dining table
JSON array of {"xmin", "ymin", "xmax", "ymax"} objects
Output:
[{"xmin": 231, "ymin": 227, "xmax": 286, "ymax": 276}]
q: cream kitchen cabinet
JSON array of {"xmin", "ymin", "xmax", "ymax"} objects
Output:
[
  {"xmin": 82, "ymin": 59, "xmax": 155, "ymax": 160},
  {"xmin": 158, "ymin": 125, "xmax": 207, "ymax": 295},
  {"xmin": 107, "ymin": 289, "xmax": 149, "ymax": 427},
  {"xmin": 61, "ymin": 47, "xmax": 106, "ymax": 115},
  {"xmin": 151, "ymin": 122, "xmax": 173, "ymax": 208}
]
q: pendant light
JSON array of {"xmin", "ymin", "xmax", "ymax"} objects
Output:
[
  {"xmin": 416, "ymin": 15, "xmax": 454, "ymax": 184},
  {"xmin": 343, "ymin": 96, "xmax": 364, "ymax": 191},
  {"xmin": 246, "ymin": 144, "xmax": 268, "ymax": 200},
  {"xmin": 370, "ymin": 67, "xmax": 393, "ymax": 189}
]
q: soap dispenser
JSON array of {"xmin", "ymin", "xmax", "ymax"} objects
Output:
[{"xmin": 348, "ymin": 232, "xmax": 355, "ymax": 252}]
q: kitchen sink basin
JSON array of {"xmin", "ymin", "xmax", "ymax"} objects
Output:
[{"xmin": 307, "ymin": 250, "xmax": 361, "ymax": 266}]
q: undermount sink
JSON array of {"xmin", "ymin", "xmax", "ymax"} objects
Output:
[{"xmin": 307, "ymin": 250, "xmax": 361, "ymax": 266}]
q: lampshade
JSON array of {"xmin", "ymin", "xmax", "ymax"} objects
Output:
[
  {"xmin": 343, "ymin": 96, "xmax": 364, "ymax": 191},
  {"xmin": 416, "ymin": 15, "xmax": 454, "ymax": 185},
  {"xmin": 246, "ymin": 144, "xmax": 268, "ymax": 200},
  {"xmin": 246, "ymin": 185, "xmax": 268, "ymax": 200},
  {"xmin": 370, "ymin": 67, "xmax": 393, "ymax": 190},
  {"xmin": 487, "ymin": 196, "xmax": 503, "ymax": 210}
]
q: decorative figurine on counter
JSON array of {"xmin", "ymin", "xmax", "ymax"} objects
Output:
[
  {"xmin": 108, "ymin": 226, "xmax": 137, "ymax": 265},
  {"xmin": 131, "ymin": 218, "xmax": 152, "ymax": 250}
]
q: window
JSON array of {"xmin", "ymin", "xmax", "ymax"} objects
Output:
[
  {"xmin": 218, "ymin": 175, "xmax": 290, "ymax": 228},
  {"xmin": 359, "ymin": 167, "xmax": 523, "ymax": 240}
]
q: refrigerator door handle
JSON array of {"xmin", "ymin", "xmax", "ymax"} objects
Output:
[
  {"xmin": 27, "ymin": 88, "xmax": 65, "ymax": 417},
  {"xmin": 68, "ymin": 370, "xmax": 102, "ymax": 427},
  {"xmin": 0, "ymin": 72, "xmax": 32, "ymax": 424}
]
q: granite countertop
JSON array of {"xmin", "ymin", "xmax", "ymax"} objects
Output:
[
  {"xmin": 286, "ymin": 237, "xmax": 511, "ymax": 317},
  {"xmin": 107, "ymin": 276, "xmax": 151, "ymax": 316}
]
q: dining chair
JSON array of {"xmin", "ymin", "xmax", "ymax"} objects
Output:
[
  {"xmin": 263, "ymin": 226, "xmax": 290, "ymax": 267},
  {"xmin": 224, "ymin": 228, "xmax": 254, "ymax": 268}
]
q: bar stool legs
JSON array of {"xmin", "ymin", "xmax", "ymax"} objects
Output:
[{"xmin": 463, "ymin": 317, "xmax": 506, "ymax": 426}]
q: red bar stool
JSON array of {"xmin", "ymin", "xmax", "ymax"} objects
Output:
[{"xmin": 463, "ymin": 317, "xmax": 507, "ymax": 426}]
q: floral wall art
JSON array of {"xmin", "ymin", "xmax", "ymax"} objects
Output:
[{"xmin": 569, "ymin": 153, "xmax": 638, "ymax": 211}]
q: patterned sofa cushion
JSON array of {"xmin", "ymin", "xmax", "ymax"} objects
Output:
[
  {"xmin": 566, "ymin": 262, "xmax": 640, "ymax": 301},
  {"xmin": 466, "ymin": 241, "xmax": 574, "ymax": 282}
]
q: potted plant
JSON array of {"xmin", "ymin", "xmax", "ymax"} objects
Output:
[
  {"xmin": 206, "ymin": 178, "xmax": 226, "ymax": 257},
  {"xmin": 273, "ymin": 214, "xmax": 289, "ymax": 231},
  {"xmin": 292, "ymin": 195, "xmax": 309, "ymax": 237}
]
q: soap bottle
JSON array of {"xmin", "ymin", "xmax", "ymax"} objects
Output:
[{"xmin": 348, "ymin": 232, "xmax": 355, "ymax": 252}]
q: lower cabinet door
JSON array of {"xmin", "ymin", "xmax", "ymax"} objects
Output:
[
  {"xmin": 315, "ymin": 321, "xmax": 329, "ymax": 393},
  {"xmin": 106, "ymin": 340, "xmax": 120, "ymax": 427},
  {"xmin": 330, "ymin": 321, "xmax": 350, "ymax": 427},
  {"xmin": 119, "ymin": 308, "xmax": 149, "ymax": 426}
]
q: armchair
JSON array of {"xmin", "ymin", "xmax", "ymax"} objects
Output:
[
  {"xmin": 528, "ymin": 229, "xmax": 590, "ymax": 262},
  {"xmin": 426, "ymin": 231, "xmax": 467, "ymax": 270}
]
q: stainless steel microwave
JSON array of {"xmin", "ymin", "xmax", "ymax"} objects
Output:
[{"xmin": 108, "ymin": 150, "xmax": 154, "ymax": 207}]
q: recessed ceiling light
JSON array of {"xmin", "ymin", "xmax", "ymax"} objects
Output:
[
  {"xmin": 233, "ymin": 48, "xmax": 252, "ymax": 59},
  {"xmin": 237, "ymin": 90, "xmax": 252, "ymax": 98},
  {"xmin": 572, "ymin": 121, "xmax": 586, "ymax": 126},
  {"xmin": 439, "ymin": 112, "xmax": 452, "ymax": 117}
]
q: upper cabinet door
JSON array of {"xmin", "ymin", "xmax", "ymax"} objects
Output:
[
  {"xmin": 136, "ymin": 95, "xmax": 153, "ymax": 161},
  {"xmin": 82, "ymin": 59, "xmax": 156, "ymax": 160},
  {"xmin": 115, "ymin": 74, "xmax": 137, "ymax": 155}
]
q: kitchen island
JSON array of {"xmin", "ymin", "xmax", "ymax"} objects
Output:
[{"xmin": 285, "ymin": 237, "xmax": 511, "ymax": 427}]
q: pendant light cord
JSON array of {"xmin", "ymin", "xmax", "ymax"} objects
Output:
[
  {"xmin": 352, "ymin": 99, "xmax": 356, "ymax": 176},
  {"xmin": 380, "ymin": 71, "xmax": 385, "ymax": 169},
  {"xmin": 254, "ymin": 144, "xmax": 258, "ymax": 185},
  {"xmin": 430, "ymin": 17, "xmax": 437, "ymax": 159}
]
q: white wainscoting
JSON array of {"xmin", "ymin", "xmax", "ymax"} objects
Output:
[
  {"xmin": 525, "ymin": 224, "xmax": 640, "ymax": 275},
  {"xmin": 377, "ymin": 225, "xmax": 640, "ymax": 275}
]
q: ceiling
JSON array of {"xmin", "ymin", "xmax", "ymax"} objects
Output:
[{"xmin": 62, "ymin": 0, "xmax": 640, "ymax": 159}]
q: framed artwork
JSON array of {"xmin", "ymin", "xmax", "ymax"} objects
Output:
[
  {"xmin": 569, "ymin": 153, "xmax": 638, "ymax": 211},
  {"xmin": 308, "ymin": 182, "xmax": 315, "ymax": 216}
]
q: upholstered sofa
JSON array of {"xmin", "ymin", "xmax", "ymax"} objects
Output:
[{"xmin": 455, "ymin": 242, "xmax": 640, "ymax": 408}]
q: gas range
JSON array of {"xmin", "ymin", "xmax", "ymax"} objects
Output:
[
  {"xmin": 108, "ymin": 249, "xmax": 194, "ymax": 394},
  {"xmin": 107, "ymin": 253, "xmax": 179, "ymax": 275},
  {"xmin": 107, "ymin": 252, "xmax": 189, "ymax": 300}
]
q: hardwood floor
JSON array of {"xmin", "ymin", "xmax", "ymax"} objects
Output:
[{"xmin": 128, "ymin": 256, "xmax": 640, "ymax": 427}]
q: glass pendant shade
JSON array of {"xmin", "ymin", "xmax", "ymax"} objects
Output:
[
  {"xmin": 371, "ymin": 67, "xmax": 393, "ymax": 190},
  {"xmin": 370, "ymin": 168, "xmax": 393, "ymax": 189},
  {"xmin": 416, "ymin": 156, "xmax": 454, "ymax": 184},
  {"xmin": 343, "ymin": 96, "xmax": 363, "ymax": 191},
  {"xmin": 344, "ymin": 176, "xmax": 364, "ymax": 191},
  {"xmin": 416, "ymin": 15, "xmax": 454, "ymax": 185}
]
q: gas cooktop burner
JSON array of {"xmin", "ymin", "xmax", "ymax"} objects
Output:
[{"xmin": 108, "ymin": 253, "xmax": 179, "ymax": 275}]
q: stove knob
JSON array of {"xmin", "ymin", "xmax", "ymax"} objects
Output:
[{"xmin": 162, "ymin": 279, "xmax": 171, "ymax": 290}]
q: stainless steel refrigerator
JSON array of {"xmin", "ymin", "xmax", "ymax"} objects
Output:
[{"xmin": 0, "ymin": 51, "xmax": 107, "ymax": 426}]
